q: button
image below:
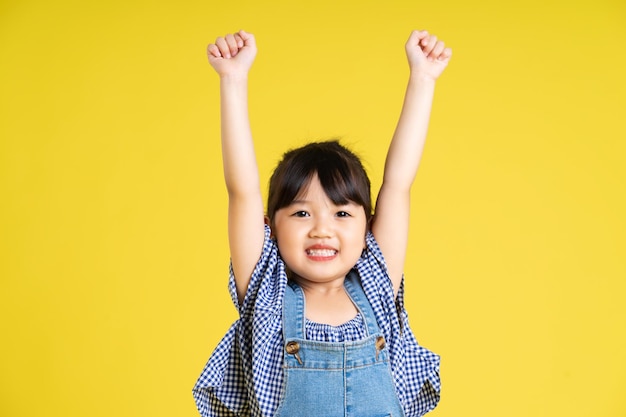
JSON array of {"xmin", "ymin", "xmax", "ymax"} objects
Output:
[
  {"xmin": 375, "ymin": 336, "xmax": 386, "ymax": 361},
  {"xmin": 376, "ymin": 336, "xmax": 386, "ymax": 351},
  {"xmin": 285, "ymin": 341, "xmax": 300, "ymax": 354},
  {"xmin": 285, "ymin": 341, "xmax": 303, "ymax": 365}
]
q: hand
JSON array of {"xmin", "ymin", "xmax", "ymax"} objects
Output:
[
  {"xmin": 207, "ymin": 30, "xmax": 257, "ymax": 78},
  {"xmin": 405, "ymin": 30, "xmax": 452, "ymax": 80}
]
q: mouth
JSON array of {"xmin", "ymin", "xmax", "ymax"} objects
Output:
[
  {"xmin": 305, "ymin": 246, "xmax": 338, "ymax": 260},
  {"xmin": 306, "ymin": 248, "xmax": 337, "ymax": 257}
]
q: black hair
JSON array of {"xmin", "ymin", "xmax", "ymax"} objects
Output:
[{"xmin": 267, "ymin": 140, "xmax": 372, "ymax": 227}]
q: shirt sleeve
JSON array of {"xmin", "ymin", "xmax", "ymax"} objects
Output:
[
  {"xmin": 228, "ymin": 224, "xmax": 285, "ymax": 317},
  {"xmin": 227, "ymin": 224, "xmax": 287, "ymax": 416},
  {"xmin": 358, "ymin": 231, "xmax": 441, "ymax": 417},
  {"xmin": 193, "ymin": 225, "xmax": 286, "ymax": 417}
]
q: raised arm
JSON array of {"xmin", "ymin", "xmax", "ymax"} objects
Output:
[
  {"xmin": 207, "ymin": 30, "xmax": 265, "ymax": 303},
  {"xmin": 371, "ymin": 30, "xmax": 452, "ymax": 295}
]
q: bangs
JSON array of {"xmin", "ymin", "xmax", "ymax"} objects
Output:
[
  {"xmin": 316, "ymin": 158, "xmax": 363, "ymax": 207},
  {"xmin": 267, "ymin": 140, "xmax": 372, "ymax": 224}
]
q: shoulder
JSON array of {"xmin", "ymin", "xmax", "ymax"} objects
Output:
[
  {"xmin": 365, "ymin": 231, "xmax": 388, "ymax": 267},
  {"xmin": 358, "ymin": 231, "xmax": 394, "ymax": 290},
  {"xmin": 229, "ymin": 224, "xmax": 288, "ymax": 314}
]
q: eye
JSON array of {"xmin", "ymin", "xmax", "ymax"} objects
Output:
[
  {"xmin": 292, "ymin": 210, "xmax": 309, "ymax": 217},
  {"xmin": 336, "ymin": 211, "xmax": 351, "ymax": 218}
]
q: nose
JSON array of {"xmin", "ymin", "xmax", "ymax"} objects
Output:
[{"xmin": 309, "ymin": 215, "xmax": 332, "ymax": 238}]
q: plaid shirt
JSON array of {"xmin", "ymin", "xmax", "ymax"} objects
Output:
[{"xmin": 193, "ymin": 225, "xmax": 440, "ymax": 417}]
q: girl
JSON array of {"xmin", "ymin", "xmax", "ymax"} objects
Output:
[{"xmin": 194, "ymin": 29, "xmax": 451, "ymax": 417}]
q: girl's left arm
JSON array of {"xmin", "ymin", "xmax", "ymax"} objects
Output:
[{"xmin": 371, "ymin": 30, "xmax": 451, "ymax": 296}]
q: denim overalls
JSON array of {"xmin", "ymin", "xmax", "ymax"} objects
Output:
[{"xmin": 275, "ymin": 270, "xmax": 405, "ymax": 417}]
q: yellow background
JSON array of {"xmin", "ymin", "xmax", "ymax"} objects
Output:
[{"xmin": 1, "ymin": 0, "xmax": 625, "ymax": 416}]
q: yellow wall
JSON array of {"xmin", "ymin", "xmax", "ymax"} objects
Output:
[{"xmin": 1, "ymin": 0, "xmax": 625, "ymax": 416}]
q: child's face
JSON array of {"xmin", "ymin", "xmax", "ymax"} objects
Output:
[{"xmin": 273, "ymin": 174, "xmax": 367, "ymax": 286}]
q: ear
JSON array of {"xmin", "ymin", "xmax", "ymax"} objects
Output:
[{"xmin": 264, "ymin": 215, "xmax": 275, "ymax": 239}]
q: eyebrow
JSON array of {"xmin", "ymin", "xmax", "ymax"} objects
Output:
[
  {"xmin": 288, "ymin": 199, "xmax": 357, "ymax": 207},
  {"xmin": 287, "ymin": 199, "xmax": 309, "ymax": 205}
]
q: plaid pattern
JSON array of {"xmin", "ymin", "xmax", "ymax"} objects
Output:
[
  {"xmin": 193, "ymin": 225, "xmax": 440, "ymax": 417},
  {"xmin": 304, "ymin": 314, "xmax": 367, "ymax": 342}
]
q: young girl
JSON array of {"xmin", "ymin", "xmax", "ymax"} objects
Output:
[{"xmin": 194, "ymin": 29, "xmax": 451, "ymax": 417}]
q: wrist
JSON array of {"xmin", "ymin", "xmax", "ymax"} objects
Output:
[
  {"xmin": 406, "ymin": 73, "xmax": 437, "ymax": 96},
  {"xmin": 218, "ymin": 71, "xmax": 248, "ymax": 86},
  {"xmin": 220, "ymin": 73, "xmax": 249, "ymax": 83},
  {"xmin": 407, "ymin": 71, "xmax": 437, "ymax": 85}
]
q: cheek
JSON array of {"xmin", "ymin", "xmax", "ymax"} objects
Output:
[{"xmin": 273, "ymin": 222, "xmax": 299, "ymax": 247}]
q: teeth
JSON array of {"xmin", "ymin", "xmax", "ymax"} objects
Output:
[{"xmin": 307, "ymin": 249, "xmax": 337, "ymax": 257}]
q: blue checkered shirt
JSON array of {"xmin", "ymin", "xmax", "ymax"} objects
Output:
[{"xmin": 193, "ymin": 225, "xmax": 440, "ymax": 416}]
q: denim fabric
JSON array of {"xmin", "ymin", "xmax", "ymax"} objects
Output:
[{"xmin": 275, "ymin": 271, "xmax": 405, "ymax": 417}]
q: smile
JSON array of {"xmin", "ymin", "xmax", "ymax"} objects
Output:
[{"xmin": 306, "ymin": 249, "xmax": 338, "ymax": 257}]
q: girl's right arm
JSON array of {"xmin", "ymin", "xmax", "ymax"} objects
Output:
[{"xmin": 207, "ymin": 30, "xmax": 265, "ymax": 304}]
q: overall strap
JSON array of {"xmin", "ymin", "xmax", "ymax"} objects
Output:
[
  {"xmin": 343, "ymin": 269, "xmax": 381, "ymax": 337},
  {"xmin": 283, "ymin": 281, "xmax": 305, "ymax": 340}
]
